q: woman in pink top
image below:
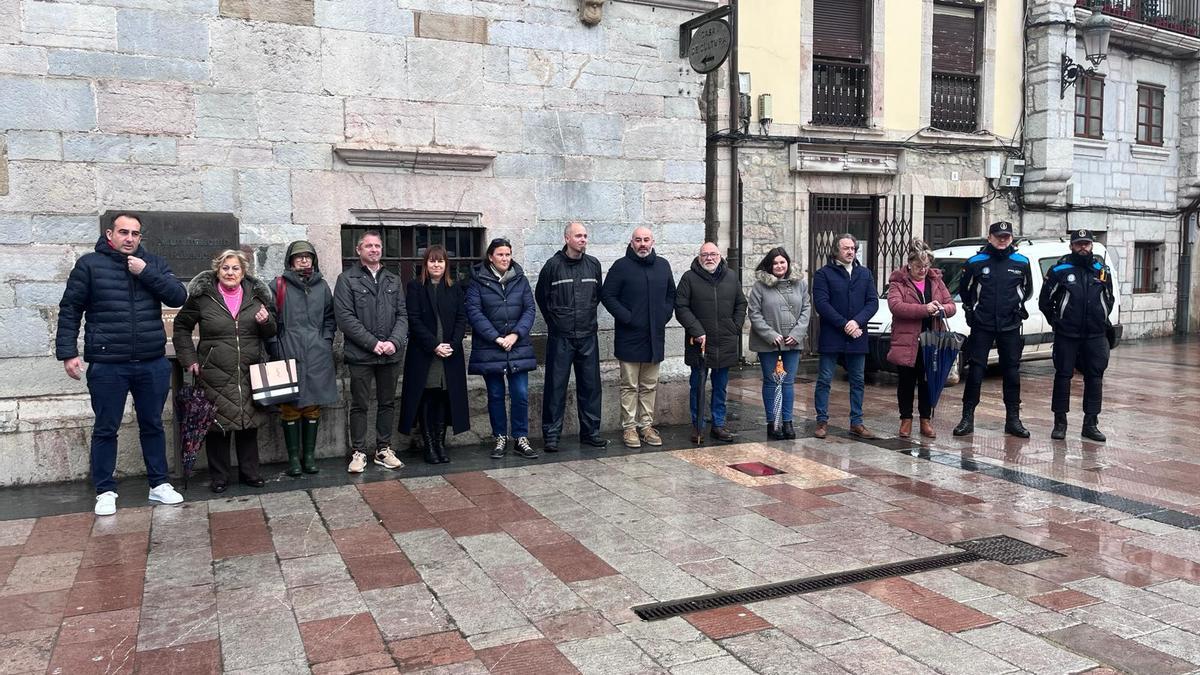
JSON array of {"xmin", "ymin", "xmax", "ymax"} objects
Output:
[{"xmin": 886, "ymin": 240, "xmax": 956, "ymax": 439}]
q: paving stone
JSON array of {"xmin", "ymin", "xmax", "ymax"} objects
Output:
[
  {"xmin": 855, "ymin": 612, "xmax": 1018, "ymax": 674},
  {"xmin": 749, "ymin": 596, "xmax": 865, "ymax": 648},
  {"xmin": 668, "ymin": 655, "xmax": 758, "ymax": 675},
  {"xmin": 804, "ymin": 587, "xmax": 898, "ymax": 623},
  {"xmin": 46, "ymin": 634, "xmax": 138, "ymax": 674},
  {"xmin": 817, "ymin": 636, "xmax": 939, "ymax": 675},
  {"xmin": 465, "ymin": 624, "xmax": 545, "ymax": 651},
  {"xmin": 719, "ymin": 628, "xmax": 849, "ymax": 675},
  {"xmin": 618, "ymin": 616, "xmax": 725, "ymax": 668},
  {"xmin": 438, "ymin": 589, "xmax": 530, "ymax": 637},
  {"xmin": 0, "ymin": 627, "xmax": 56, "ymax": 673},
  {"xmin": 134, "ymin": 638, "xmax": 223, "ymax": 673},
  {"xmin": 331, "ymin": 524, "xmax": 398, "ymax": 559},
  {"xmin": 270, "ymin": 518, "xmax": 339, "ymax": 560},
  {"xmin": 415, "ymin": 558, "xmax": 497, "ymax": 597},
  {"xmin": 489, "ymin": 563, "xmax": 588, "ymax": 621},
  {"xmin": 362, "ymin": 584, "xmax": 453, "ymax": 641},
  {"xmin": 346, "ymin": 551, "xmax": 421, "ymax": 591},
  {"xmin": 1, "ymin": 551, "xmax": 82, "ymax": 595},
  {"xmin": 535, "ymin": 609, "xmax": 619, "ymax": 644},
  {"xmin": 0, "ymin": 519, "xmax": 34, "ymax": 547},
  {"xmin": 64, "ymin": 571, "xmax": 144, "ymax": 616},
  {"xmin": 309, "ymin": 651, "xmax": 396, "ymax": 675},
  {"xmin": 216, "ymin": 580, "xmax": 291, "ymax": 619},
  {"xmin": 138, "ymin": 583, "xmax": 218, "ymax": 650},
  {"xmin": 1029, "ymin": 589, "xmax": 1101, "ymax": 611},
  {"xmin": 387, "ymin": 630, "xmax": 475, "ymax": 671},
  {"xmin": 458, "ymin": 532, "xmax": 539, "ymax": 570},
  {"xmin": 602, "ymin": 551, "xmax": 710, "ymax": 600},
  {"xmin": 1041, "ymin": 619, "xmax": 1190, "ymax": 672},
  {"xmin": 219, "ymin": 609, "xmax": 306, "ymax": 672},
  {"xmin": 528, "ymin": 541, "xmax": 618, "ymax": 584},
  {"xmin": 280, "ymin": 553, "xmax": 350, "ymax": 588},
  {"xmin": 1133, "ymin": 626, "xmax": 1200, "ymax": 665},
  {"xmin": 717, "ymin": 513, "xmax": 811, "ymax": 547},
  {"xmin": 964, "ymin": 593, "xmax": 1081, "ymax": 635},
  {"xmin": 0, "ymin": 589, "xmax": 70, "ymax": 632},
  {"xmin": 568, "ymin": 575, "xmax": 655, "ymax": 625},
  {"xmin": 1067, "ymin": 576, "xmax": 1181, "ymax": 615},
  {"xmin": 289, "ymin": 580, "xmax": 367, "ymax": 623},
  {"xmin": 683, "ymin": 605, "xmax": 771, "ymax": 640},
  {"xmin": 678, "ymin": 557, "xmax": 766, "ymax": 591},
  {"xmin": 476, "ymin": 638, "xmax": 581, "ymax": 675},
  {"xmin": 1067, "ymin": 601, "xmax": 1170, "ymax": 638},
  {"xmin": 1147, "ymin": 580, "xmax": 1200, "ymax": 606},
  {"xmin": 214, "ymin": 553, "xmax": 284, "ymax": 591},
  {"xmin": 394, "ymin": 528, "xmax": 468, "ymax": 567},
  {"xmin": 298, "ymin": 612, "xmax": 384, "ymax": 665},
  {"xmin": 557, "ymin": 633, "xmax": 665, "ymax": 675},
  {"xmin": 957, "ymin": 622, "xmax": 1100, "ymax": 673},
  {"xmin": 500, "ymin": 518, "xmax": 575, "ymax": 548},
  {"xmin": 224, "ymin": 657, "xmax": 311, "ymax": 674},
  {"xmin": 857, "ymin": 577, "xmax": 998, "ymax": 633},
  {"xmin": 56, "ymin": 607, "xmax": 139, "ymax": 646}
]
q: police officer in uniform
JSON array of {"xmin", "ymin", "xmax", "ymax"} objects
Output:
[
  {"xmin": 1038, "ymin": 228, "xmax": 1114, "ymax": 442},
  {"xmin": 953, "ymin": 221, "xmax": 1034, "ymax": 438}
]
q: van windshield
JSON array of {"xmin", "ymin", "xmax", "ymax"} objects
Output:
[{"xmin": 935, "ymin": 259, "xmax": 965, "ymax": 299}]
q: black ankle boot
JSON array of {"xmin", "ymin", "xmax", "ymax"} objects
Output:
[
  {"xmin": 419, "ymin": 421, "xmax": 438, "ymax": 464},
  {"xmin": 434, "ymin": 420, "xmax": 450, "ymax": 464},
  {"xmin": 953, "ymin": 406, "xmax": 975, "ymax": 436},
  {"xmin": 1081, "ymin": 414, "xmax": 1106, "ymax": 442},
  {"xmin": 1005, "ymin": 408, "xmax": 1030, "ymax": 438},
  {"xmin": 782, "ymin": 421, "xmax": 796, "ymax": 439},
  {"xmin": 1051, "ymin": 413, "xmax": 1067, "ymax": 440},
  {"xmin": 767, "ymin": 423, "xmax": 786, "ymax": 440}
]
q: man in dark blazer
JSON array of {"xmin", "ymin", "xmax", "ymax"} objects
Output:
[{"xmin": 812, "ymin": 233, "xmax": 879, "ymax": 439}]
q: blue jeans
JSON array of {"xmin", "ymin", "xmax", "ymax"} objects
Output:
[
  {"xmin": 483, "ymin": 370, "xmax": 529, "ymax": 438},
  {"xmin": 689, "ymin": 366, "xmax": 730, "ymax": 428},
  {"xmin": 758, "ymin": 350, "xmax": 801, "ymax": 423},
  {"xmin": 86, "ymin": 358, "xmax": 172, "ymax": 494},
  {"xmin": 814, "ymin": 353, "xmax": 866, "ymax": 426}
]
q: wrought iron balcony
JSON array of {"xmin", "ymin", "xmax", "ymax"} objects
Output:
[
  {"xmin": 1078, "ymin": 0, "xmax": 1200, "ymax": 37},
  {"xmin": 931, "ymin": 72, "xmax": 979, "ymax": 133},
  {"xmin": 812, "ymin": 60, "xmax": 869, "ymax": 128}
]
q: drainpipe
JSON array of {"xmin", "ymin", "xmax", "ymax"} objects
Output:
[
  {"xmin": 728, "ymin": 0, "xmax": 743, "ymax": 363},
  {"xmin": 1178, "ymin": 210, "xmax": 1194, "ymax": 336}
]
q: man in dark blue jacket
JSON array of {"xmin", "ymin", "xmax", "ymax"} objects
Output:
[
  {"xmin": 600, "ymin": 227, "xmax": 676, "ymax": 449},
  {"xmin": 56, "ymin": 213, "xmax": 188, "ymax": 516},
  {"xmin": 953, "ymin": 221, "xmax": 1035, "ymax": 438},
  {"xmin": 1038, "ymin": 228, "xmax": 1114, "ymax": 442},
  {"xmin": 812, "ymin": 234, "xmax": 879, "ymax": 439},
  {"xmin": 535, "ymin": 222, "xmax": 608, "ymax": 452}
]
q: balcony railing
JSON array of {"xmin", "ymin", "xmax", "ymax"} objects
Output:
[
  {"xmin": 931, "ymin": 72, "xmax": 979, "ymax": 133},
  {"xmin": 812, "ymin": 60, "xmax": 869, "ymax": 128},
  {"xmin": 1077, "ymin": 0, "xmax": 1200, "ymax": 37}
]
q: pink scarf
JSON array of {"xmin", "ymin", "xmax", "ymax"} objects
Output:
[{"xmin": 218, "ymin": 282, "xmax": 243, "ymax": 318}]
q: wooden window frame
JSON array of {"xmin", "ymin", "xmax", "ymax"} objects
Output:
[
  {"xmin": 1136, "ymin": 84, "xmax": 1164, "ymax": 146},
  {"xmin": 1132, "ymin": 241, "xmax": 1161, "ymax": 294},
  {"xmin": 1074, "ymin": 74, "xmax": 1104, "ymax": 139}
]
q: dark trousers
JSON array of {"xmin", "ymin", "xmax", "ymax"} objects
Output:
[
  {"xmin": 205, "ymin": 427, "xmax": 260, "ymax": 484},
  {"xmin": 541, "ymin": 334, "xmax": 602, "ymax": 442},
  {"xmin": 897, "ymin": 352, "xmax": 932, "ymax": 420},
  {"xmin": 961, "ymin": 327, "xmax": 1024, "ymax": 408},
  {"xmin": 348, "ymin": 362, "xmax": 400, "ymax": 452},
  {"xmin": 419, "ymin": 389, "xmax": 448, "ymax": 435},
  {"xmin": 1052, "ymin": 335, "xmax": 1109, "ymax": 415},
  {"xmin": 86, "ymin": 358, "xmax": 172, "ymax": 494}
]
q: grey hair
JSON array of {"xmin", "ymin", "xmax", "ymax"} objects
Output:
[{"xmin": 834, "ymin": 233, "xmax": 858, "ymax": 251}]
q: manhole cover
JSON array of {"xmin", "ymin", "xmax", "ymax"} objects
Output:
[
  {"xmin": 729, "ymin": 462, "xmax": 785, "ymax": 476},
  {"xmin": 951, "ymin": 535, "xmax": 1063, "ymax": 565}
]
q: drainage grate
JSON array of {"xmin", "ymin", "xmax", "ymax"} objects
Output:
[
  {"xmin": 632, "ymin": 551, "xmax": 980, "ymax": 621},
  {"xmin": 951, "ymin": 535, "xmax": 1063, "ymax": 566},
  {"xmin": 728, "ymin": 462, "xmax": 786, "ymax": 477}
]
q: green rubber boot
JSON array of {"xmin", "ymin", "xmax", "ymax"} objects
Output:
[
  {"xmin": 301, "ymin": 418, "xmax": 320, "ymax": 474},
  {"xmin": 282, "ymin": 420, "xmax": 302, "ymax": 477}
]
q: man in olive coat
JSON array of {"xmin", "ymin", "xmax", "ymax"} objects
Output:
[
  {"xmin": 675, "ymin": 242, "xmax": 747, "ymax": 444},
  {"xmin": 333, "ymin": 231, "xmax": 408, "ymax": 474}
]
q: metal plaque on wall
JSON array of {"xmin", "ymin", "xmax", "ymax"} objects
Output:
[{"xmin": 100, "ymin": 211, "xmax": 240, "ymax": 280}]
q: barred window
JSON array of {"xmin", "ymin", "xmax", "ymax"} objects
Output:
[{"xmin": 340, "ymin": 213, "xmax": 484, "ymax": 284}]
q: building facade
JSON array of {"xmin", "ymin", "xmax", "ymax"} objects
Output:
[{"xmin": 0, "ymin": 0, "xmax": 714, "ymax": 486}]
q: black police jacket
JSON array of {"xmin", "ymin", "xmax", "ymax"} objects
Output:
[
  {"xmin": 958, "ymin": 243, "xmax": 1034, "ymax": 332},
  {"xmin": 1038, "ymin": 252, "xmax": 1115, "ymax": 339},
  {"xmin": 534, "ymin": 248, "xmax": 602, "ymax": 339}
]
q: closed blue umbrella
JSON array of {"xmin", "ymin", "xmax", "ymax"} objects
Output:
[{"xmin": 919, "ymin": 311, "xmax": 965, "ymax": 411}]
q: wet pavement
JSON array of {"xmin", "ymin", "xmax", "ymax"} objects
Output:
[{"xmin": 2, "ymin": 337, "xmax": 1200, "ymax": 674}]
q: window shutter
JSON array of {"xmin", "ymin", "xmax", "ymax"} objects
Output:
[
  {"xmin": 932, "ymin": 12, "xmax": 977, "ymax": 73},
  {"xmin": 813, "ymin": 0, "xmax": 865, "ymax": 61}
]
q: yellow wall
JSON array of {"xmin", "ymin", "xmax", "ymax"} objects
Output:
[
  {"xmin": 737, "ymin": 0, "xmax": 803, "ymax": 127},
  {"xmin": 992, "ymin": 1, "xmax": 1023, "ymax": 139},
  {"xmin": 881, "ymin": 0, "xmax": 923, "ymax": 130}
]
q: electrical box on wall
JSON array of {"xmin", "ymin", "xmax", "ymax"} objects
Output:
[{"xmin": 985, "ymin": 156, "xmax": 1003, "ymax": 179}]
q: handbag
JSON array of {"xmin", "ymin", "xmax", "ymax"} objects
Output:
[{"xmin": 249, "ymin": 358, "xmax": 300, "ymax": 405}]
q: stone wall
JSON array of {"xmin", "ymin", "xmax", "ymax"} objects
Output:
[{"xmin": 0, "ymin": 0, "xmax": 711, "ymax": 486}]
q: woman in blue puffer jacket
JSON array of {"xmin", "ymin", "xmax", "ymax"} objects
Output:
[{"xmin": 465, "ymin": 238, "xmax": 538, "ymax": 461}]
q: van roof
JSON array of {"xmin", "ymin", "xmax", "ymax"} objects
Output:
[{"xmin": 933, "ymin": 237, "xmax": 1108, "ymax": 259}]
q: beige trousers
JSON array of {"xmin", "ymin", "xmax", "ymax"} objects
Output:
[{"xmin": 618, "ymin": 361, "xmax": 660, "ymax": 429}]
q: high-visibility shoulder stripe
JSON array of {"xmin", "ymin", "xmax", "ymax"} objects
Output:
[
  {"xmin": 1010, "ymin": 252, "xmax": 1030, "ymax": 263},
  {"xmin": 1052, "ymin": 263, "xmax": 1073, "ymax": 273},
  {"xmin": 967, "ymin": 253, "xmax": 989, "ymax": 263}
]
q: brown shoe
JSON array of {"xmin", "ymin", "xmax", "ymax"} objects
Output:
[
  {"xmin": 710, "ymin": 426, "xmax": 735, "ymax": 443},
  {"xmin": 920, "ymin": 418, "xmax": 937, "ymax": 439},
  {"xmin": 813, "ymin": 422, "xmax": 827, "ymax": 439},
  {"xmin": 898, "ymin": 419, "xmax": 912, "ymax": 438},
  {"xmin": 639, "ymin": 426, "xmax": 663, "ymax": 446},
  {"xmin": 850, "ymin": 424, "xmax": 877, "ymax": 439},
  {"xmin": 622, "ymin": 428, "xmax": 642, "ymax": 449}
]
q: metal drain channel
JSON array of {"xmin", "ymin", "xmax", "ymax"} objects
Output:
[{"xmin": 632, "ymin": 535, "xmax": 1063, "ymax": 621}]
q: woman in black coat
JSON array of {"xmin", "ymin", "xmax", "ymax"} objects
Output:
[{"xmin": 398, "ymin": 246, "xmax": 470, "ymax": 464}]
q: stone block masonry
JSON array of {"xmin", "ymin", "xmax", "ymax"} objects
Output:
[{"xmin": 0, "ymin": 0, "xmax": 708, "ymax": 486}]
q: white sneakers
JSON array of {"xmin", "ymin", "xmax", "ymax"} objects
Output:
[
  {"xmin": 348, "ymin": 451, "xmax": 367, "ymax": 473},
  {"xmin": 148, "ymin": 483, "xmax": 184, "ymax": 505},
  {"xmin": 95, "ymin": 491, "xmax": 118, "ymax": 516},
  {"xmin": 374, "ymin": 447, "xmax": 404, "ymax": 470}
]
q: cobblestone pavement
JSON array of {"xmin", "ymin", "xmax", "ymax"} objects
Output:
[{"xmin": 2, "ymin": 338, "xmax": 1200, "ymax": 674}]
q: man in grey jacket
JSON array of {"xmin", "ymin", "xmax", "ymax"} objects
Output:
[{"xmin": 333, "ymin": 231, "xmax": 408, "ymax": 473}]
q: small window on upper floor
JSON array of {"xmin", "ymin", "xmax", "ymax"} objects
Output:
[
  {"xmin": 1136, "ymin": 84, "xmax": 1164, "ymax": 146},
  {"xmin": 1074, "ymin": 74, "xmax": 1104, "ymax": 139},
  {"xmin": 812, "ymin": 0, "xmax": 869, "ymax": 127},
  {"xmin": 931, "ymin": 2, "xmax": 981, "ymax": 133},
  {"xmin": 1133, "ymin": 241, "xmax": 1162, "ymax": 294}
]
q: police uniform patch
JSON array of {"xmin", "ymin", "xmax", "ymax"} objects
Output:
[
  {"xmin": 1077, "ymin": 229, "xmax": 1086, "ymax": 238},
  {"xmin": 982, "ymin": 266, "xmax": 990, "ymax": 275},
  {"xmin": 1067, "ymin": 273, "xmax": 1076, "ymax": 283}
]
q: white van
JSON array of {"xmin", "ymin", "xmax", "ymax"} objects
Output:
[{"xmin": 866, "ymin": 237, "xmax": 1123, "ymax": 377}]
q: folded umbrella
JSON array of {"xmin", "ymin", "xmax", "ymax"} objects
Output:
[
  {"xmin": 771, "ymin": 355, "xmax": 786, "ymax": 429},
  {"xmin": 919, "ymin": 312, "xmax": 965, "ymax": 412},
  {"xmin": 176, "ymin": 379, "xmax": 217, "ymax": 489}
]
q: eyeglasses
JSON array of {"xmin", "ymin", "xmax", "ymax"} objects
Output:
[{"xmin": 699, "ymin": 252, "xmax": 720, "ymax": 259}]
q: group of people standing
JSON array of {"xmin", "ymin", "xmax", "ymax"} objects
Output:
[{"xmin": 57, "ymin": 212, "xmax": 1115, "ymax": 517}]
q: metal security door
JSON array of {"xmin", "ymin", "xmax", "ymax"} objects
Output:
[{"xmin": 808, "ymin": 195, "xmax": 874, "ymax": 352}]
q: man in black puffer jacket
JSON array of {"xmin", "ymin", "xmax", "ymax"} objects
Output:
[
  {"xmin": 56, "ymin": 213, "xmax": 188, "ymax": 516},
  {"xmin": 535, "ymin": 222, "xmax": 607, "ymax": 452},
  {"xmin": 1038, "ymin": 228, "xmax": 1115, "ymax": 442}
]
